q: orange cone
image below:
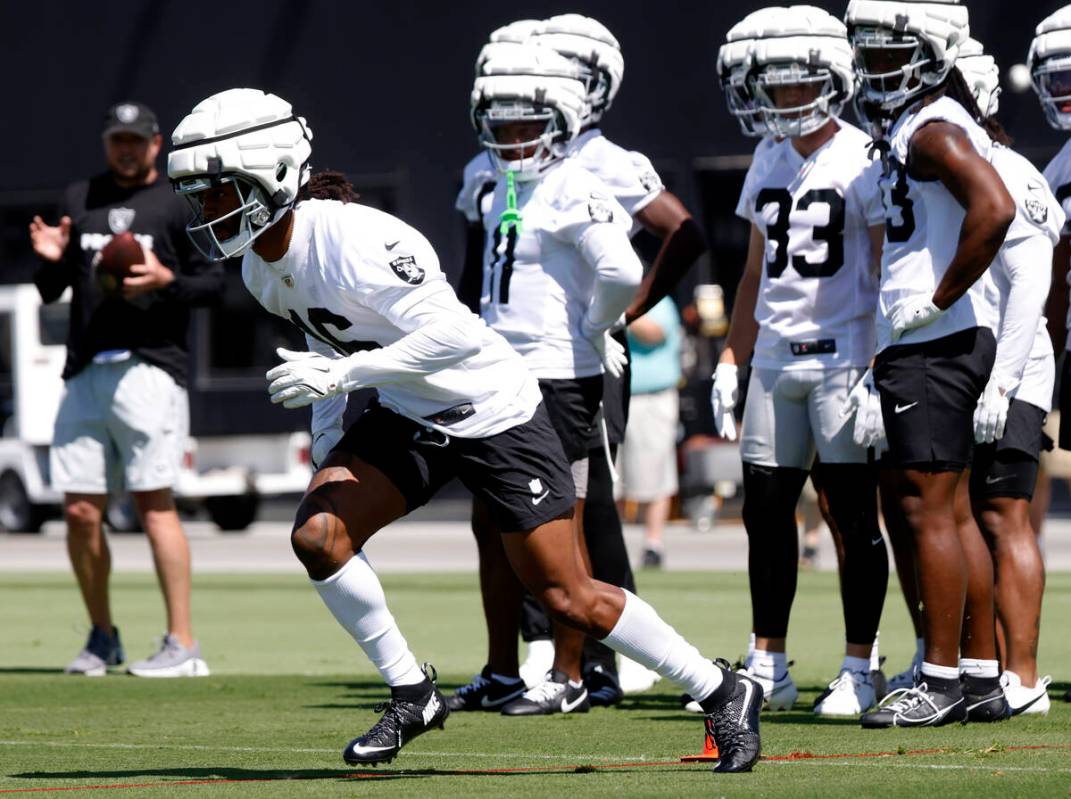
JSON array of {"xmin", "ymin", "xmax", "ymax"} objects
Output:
[{"xmin": 680, "ymin": 729, "xmax": 719, "ymax": 762}]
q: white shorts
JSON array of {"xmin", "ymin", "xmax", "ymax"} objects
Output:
[
  {"xmin": 50, "ymin": 357, "xmax": 188, "ymax": 494},
  {"xmin": 616, "ymin": 388, "xmax": 679, "ymax": 502},
  {"xmin": 740, "ymin": 367, "xmax": 866, "ymax": 469}
]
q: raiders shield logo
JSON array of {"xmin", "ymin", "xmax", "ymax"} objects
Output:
[
  {"xmin": 389, "ymin": 255, "xmax": 424, "ymax": 285},
  {"xmin": 108, "ymin": 207, "xmax": 136, "ymax": 234},
  {"xmin": 1024, "ymin": 197, "xmax": 1048, "ymax": 226},
  {"xmin": 638, "ymin": 169, "xmax": 661, "ymax": 193},
  {"xmin": 588, "ymin": 199, "xmax": 614, "ymax": 224}
]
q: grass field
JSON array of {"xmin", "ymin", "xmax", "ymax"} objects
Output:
[{"xmin": 1, "ymin": 570, "xmax": 1069, "ymax": 797}]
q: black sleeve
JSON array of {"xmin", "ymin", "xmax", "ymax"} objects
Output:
[
  {"xmin": 456, "ymin": 220, "xmax": 486, "ymax": 315},
  {"xmin": 161, "ymin": 207, "xmax": 225, "ymax": 307},
  {"xmin": 33, "ymin": 189, "xmax": 76, "ymax": 304}
]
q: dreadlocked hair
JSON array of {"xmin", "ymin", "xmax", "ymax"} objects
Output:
[
  {"xmin": 942, "ymin": 68, "xmax": 1014, "ymax": 146},
  {"xmin": 300, "ymin": 170, "xmax": 360, "ymax": 203}
]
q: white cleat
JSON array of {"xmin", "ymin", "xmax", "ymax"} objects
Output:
[
  {"xmin": 518, "ymin": 639, "xmax": 555, "ymax": 689},
  {"xmin": 739, "ymin": 667, "xmax": 798, "ymax": 711},
  {"xmin": 618, "ymin": 656, "xmax": 660, "ymax": 695},
  {"xmin": 1001, "ymin": 671, "xmax": 1051, "ymax": 716},
  {"xmin": 814, "ymin": 670, "xmax": 877, "ymax": 716}
]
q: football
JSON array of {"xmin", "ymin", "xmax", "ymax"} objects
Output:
[{"xmin": 95, "ymin": 231, "xmax": 144, "ymax": 295}]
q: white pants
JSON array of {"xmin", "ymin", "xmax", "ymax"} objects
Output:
[
  {"xmin": 740, "ymin": 367, "xmax": 867, "ymax": 469},
  {"xmin": 50, "ymin": 357, "xmax": 188, "ymax": 494}
]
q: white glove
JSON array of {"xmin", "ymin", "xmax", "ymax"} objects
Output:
[
  {"xmin": 888, "ymin": 294, "xmax": 944, "ymax": 342},
  {"xmin": 590, "ymin": 331, "xmax": 629, "ymax": 378},
  {"xmin": 842, "ymin": 368, "xmax": 886, "ymax": 451},
  {"xmin": 710, "ymin": 363, "xmax": 739, "ymax": 441},
  {"xmin": 311, "ymin": 426, "xmax": 344, "ymax": 469},
  {"xmin": 973, "ymin": 376, "xmax": 1009, "ymax": 444},
  {"xmin": 266, "ymin": 348, "xmax": 357, "ymax": 409}
]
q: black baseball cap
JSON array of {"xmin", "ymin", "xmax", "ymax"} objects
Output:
[{"xmin": 103, "ymin": 102, "xmax": 159, "ymax": 139}]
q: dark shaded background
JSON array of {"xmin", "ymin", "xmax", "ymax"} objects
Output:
[{"xmin": 0, "ymin": 0, "xmax": 1067, "ymax": 434}]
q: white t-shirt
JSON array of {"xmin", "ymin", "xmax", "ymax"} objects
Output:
[
  {"xmin": 877, "ymin": 97, "xmax": 999, "ymax": 351},
  {"xmin": 736, "ymin": 120, "xmax": 884, "ymax": 370},
  {"xmin": 479, "ymin": 159, "xmax": 637, "ymax": 379},
  {"xmin": 242, "ymin": 199, "xmax": 541, "ymax": 438},
  {"xmin": 1042, "ymin": 136, "xmax": 1071, "ymax": 348}
]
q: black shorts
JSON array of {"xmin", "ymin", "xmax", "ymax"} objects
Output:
[
  {"xmin": 874, "ymin": 326, "xmax": 996, "ymax": 471},
  {"xmin": 335, "ymin": 401, "xmax": 575, "ymax": 532},
  {"xmin": 586, "ymin": 331, "xmax": 631, "ymax": 449},
  {"xmin": 970, "ymin": 399, "xmax": 1047, "ymax": 501},
  {"xmin": 1059, "ymin": 356, "xmax": 1071, "ymax": 450},
  {"xmin": 538, "ymin": 375, "xmax": 604, "ymax": 462}
]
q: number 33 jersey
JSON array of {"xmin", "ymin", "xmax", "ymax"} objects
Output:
[
  {"xmin": 241, "ymin": 198, "xmax": 541, "ymax": 438},
  {"xmin": 480, "ymin": 159, "xmax": 633, "ymax": 380},
  {"xmin": 736, "ymin": 120, "xmax": 884, "ymax": 371}
]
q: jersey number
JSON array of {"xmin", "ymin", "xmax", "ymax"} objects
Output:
[
  {"xmin": 884, "ymin": 158, "xmax": 917, "ymax": 243},
  {"xmin": 488, "ymin": 225, "xmax": 518, "ymax": 304},
  {"xmin": 288, "ymin": 307, "xmax": 379, "ymax": 356},
  {"xmin": 755, "ymin": 188, "xmax": 845, "ymax": 279}
]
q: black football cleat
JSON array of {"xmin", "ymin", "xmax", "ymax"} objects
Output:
[
  {"xmin": 585, "ymin": 663, "xmax": 624, "ymax": 708},
  {"xmin": 962, "ymin": 676, "xmax": 1010, "ymax": 723},
  {"xmin": 446, "ymin": 666, "xmax": 527, "ymax": 712},
  {"xmin": 500, "ymin": 669, "xmax": 590, "ymax": 716},
  {"xmin": 860, "ymin": 682, "xmax": 967, "ymax": 728},
  {"xmin": 706, "ymin": 668, "xmax": 763, "ymax": 773},
  {"xmin": 343, "ymin": 665, "xmax": 449, "ymax": 766}
]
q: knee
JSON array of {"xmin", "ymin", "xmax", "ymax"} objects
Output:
[
  {"xmin": 64, "ymin": 499, "xmax": 103, "ymax": 532},
  {"xmin": 539, "ymin": 584, "xmax": 595, "ymax": 629},
  {"xmin": 291, "ymin": 509, "xmax": 346, "ymax": 575}
]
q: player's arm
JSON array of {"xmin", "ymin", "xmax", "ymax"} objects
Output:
[
  {"xmin": 578, "ymin": 220, "xmax": 644, "ymax": 338},
  {"xmin": 455, "ymin": 221, "xmax": 486, "ymax": 315},
  {"xmin": 718, "ymin": 224, "xmax": 764, "ymax": 367},
  {"xmin": 993, "ymin": 248, "xmax": 1052, "ymax": 394},
  {"xmin": 910, "ymin": 122, "xmax": 1015, "ymax": 310},
  {"xmin": 1045, "ymin": 235, "xmax": 1070, "ymax": 357},
  {"xmin": 626, "ymin": 191, "xmax": 707, "ymax": 322}
]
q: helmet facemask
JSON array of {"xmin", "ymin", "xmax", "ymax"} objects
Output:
[
  {"xmin": 174, "ymin": 172, "xmax": 278, "ymax": 261},
  {"xmin": 1034, "ymin": 54, "xmax": 1071, "ymax": 130},
  {"xmin": 477, "ymin": 100, "xmax": 565, "ymax": 179},
  {"xmin": 750, "ymin": 62, "xmax": 839, "ymax": 139},
  {"xmin": 851, "ymin": 26, "xmax": 937, "ymax": 112},
  {"xmin": 724, "ymin": 65, "xmax": 767, "ymax": 137}
]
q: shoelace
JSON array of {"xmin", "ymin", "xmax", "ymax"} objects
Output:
[
  {"xmin": 877, "ymin": 683, "xmax": 940, "ymax": 718},
  {"xmin": 455, "ymin": 673, "xmax": 490, "ymax": 698},
  {"xmin": 523, "ymin": 677, "xmax": 564, "ymax": 703},
  {"xmin": 829, "ymin": 670, "xmax": 869, "ymax": 693},
  {"xmin": 366, "ymin": 700, "xmax": 405, "ymax": 744}
]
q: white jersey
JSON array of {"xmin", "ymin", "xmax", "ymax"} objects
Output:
[
  {"xmin": 455, "ymin": 151, "xmax": 498, "ymax": 224},
  {"xmin": 1042, "ymin": 137, "xmax": 1071, "ymax": 348},
  {"xmin": 987, "ymin": 144, "xmax": 1062, "ymax": 411},
  {"xmin": 878, "ymin": 97, "xmax": 999, "ymax": 351},
  {"xmin": 479, "ymin": 159, "xmax": 635, "ymax": 379},
  {"xmin": 736, "ymin": 120, "xmax": 884, "ymax": 371},
  {"xmin": 568, "ymin": 128, "xmax": 664, "ymax": 235},
  {"xmin": 242, "ymin": 199, "xmax": 541, "ymax": 438}
]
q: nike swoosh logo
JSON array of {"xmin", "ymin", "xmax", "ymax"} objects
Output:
[
  {"xmin": 738, "ymin": 679, "xmax": 755, "ymax": 725},
  {"xmin": 385, "ymin": 240, "xmax": 400, "ymax": 251},
  {"xmin": 561, "ymin": 690, "xmax": 587, "ymax": 713},
  {"xmin": 871, "ymin": 535, "xmax": 884, "ymax": 546},
  {"xmin": 1009, "ymin": 691, "xmax": 1046, "ymax": 716},
  {"xmin": 348, "ymin": 743, "xmax": 394, "ymax": 754},
  {"xmin": 894, "ymin": 402, "xmax": 919, "ymax": 414},
  {"xmin": 986, "ymin": 474, "xmax": 1014, "ymax": 485},
  {"xmin": 480, "ymin": 689, "xmax": 523, "ymax": 708},
  {"xmin": 532, "ymin": 490, "xmax": 550, "ymax": 506}
]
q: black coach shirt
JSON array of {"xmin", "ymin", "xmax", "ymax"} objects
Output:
[{"xmin": 33, "ymin": 173, "xmax": 223, "ymax": 388}]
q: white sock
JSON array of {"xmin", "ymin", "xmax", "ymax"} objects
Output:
[
  {"xmin": 842, "ymin": 655, "xmax": 870, "ymax": 674},
  {"xmin": 600, "ymin": 590, "xmax": 723, "ymax": 701},
  {"xmin": 869, "ymin": 632, "xmax": 881, "ymax": 672},
  {"xmin": 312, "ymin": 552, "xmax": 425, "ymax": 687},
  {"xmin": 747, "ymin": 632, "xmax": 756, "ymax": 667},
  {"xmin": 751, "ymin": 649, "xmax": 788, "ymax": 681},
  {"xmin": 914, "ymin": 637, "xmax": 925, "ymax": 661},
  {"xmin": 920, "ymin": 661, "xmax": 959, "ymax": 681},
  {"xmin": 959, "ymin": 658, "xmax": 999, "ymax": 678}
]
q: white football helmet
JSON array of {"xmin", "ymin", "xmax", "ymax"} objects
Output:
[
  {"xmin": 1030, "ymin": 6, "xmax": 1071, "ymax": 130},
  {"xmin": 746, "ymin": 6, "xmax": 855, "ymax": 138},
  {"xmin": 846, "ymin": 0, "xmax": 970, "ymax": 113},
  {"xmin": 168, "ymin": 89, "xmax": 312, "ymax": 261},
  {"xmin": 471, "ymin": 43, "xmax": 588, "ymax": 180},
  {"xmin": 718, "ymin": 7, "xmax": 791, "ymax": 137},
  {"xmin": 533, "ymin": 14, "xmax": 624, "ymax": 124},
  {"xmin": 475, "ymin": 19, "xmax": 541, "ymax": 74},
  {"xmin": 957, "ymin": 38, "xmax": 1000, "ymax": 118}
]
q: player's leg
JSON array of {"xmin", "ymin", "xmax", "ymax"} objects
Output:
[
  {"xmin": 880, "ymin": 468, "xmax": 925, "ymax": 691},
  {"xmin": 739, "ymin": 368, "xmax": 814, "ymax": 710}
]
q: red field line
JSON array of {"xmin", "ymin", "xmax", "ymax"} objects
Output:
[{"xmin": 2, "ymin": 743, "xmax": 1069, "ymax": 794}]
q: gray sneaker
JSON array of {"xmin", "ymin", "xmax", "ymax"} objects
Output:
[
  {"xmin": 127, "ymin": 634, "xmax": 210, "ymax": 678},
  {"xmin": 65, "ymin": 625, "xmax": 124, "ymax": 676}
]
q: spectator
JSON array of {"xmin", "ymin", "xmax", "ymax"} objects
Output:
[
  {"xmin": 616, "ymin": 296, "xmax": 682, "ymax": 568},
  {"xmin": 29, "ymin": 102, "xmax": 222, "ymax": 677}
]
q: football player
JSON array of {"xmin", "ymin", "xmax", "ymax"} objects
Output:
[
  {"xmin": 846, "ymin": 0, "xmax": 1016, "ymax": 728},
  {"xmin": 167, "ymin": 88, "xmax": 762, "ymax": 773},
  {"xmin": 709, "ymin": 6, "xmax": 889, "ymax": 717}
]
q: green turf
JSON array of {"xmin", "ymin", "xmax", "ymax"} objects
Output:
[{"xmin": 0, "ymin": 570, "xmax": 1069, "ymax": 797}]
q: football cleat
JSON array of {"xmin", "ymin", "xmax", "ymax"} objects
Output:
[
  {"xmin": 962, "ymin": 676, "xmax": 1010, "ymax": 723},
  {"xmin": 343, "ymin": 665, "xmax": 449, "ymax": 766},
  {"xmin": 860, "ymin": 682, "xmax": 966, "ymax": 728},
  {"xmin": 1001, "ymin": 671, "xmax": 1051, "ymax": 716},
  {"xmin": 584, "ymin": 663, "xmax": 624, "ymax": 707},
  {"xmin": 706, "ymin": 668, "xmax": 763, "ymax": 773},
  {"xmin": 814, "ymin": 669, "xmax": 877, "ymax": 716},
  {"xmin": 446, "ymin": 666, "xmax": 526, "ymax": 712},
  {"xmin": 739, "ymin": 666, "xmax": 798, "ymax": 712},
  {"xmin": 500, "ymin": 669, "xmax": 590, "ymax": 716}
]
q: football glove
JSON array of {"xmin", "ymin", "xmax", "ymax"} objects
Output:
[
  {"xmin": 888, "ymin": 294, "xmax": 944, "ymax": 342},
  {"xmin": 842, "ymin": 368, "xmax": 886, "ymax": 451},
  {"xmin": 266, "ymin": 348, "xmax": 357, "ymax": 409},
  {"xmin": 710, "ymin": 362, "xmax": 739, "ymax": 441},
  {"xmin": 973, "ymin": 376, "xmax": 1009, "ymax": 444},
  {"xmin": 590, "ymin": 331, "xmax": 629, "ymax": 379}
]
